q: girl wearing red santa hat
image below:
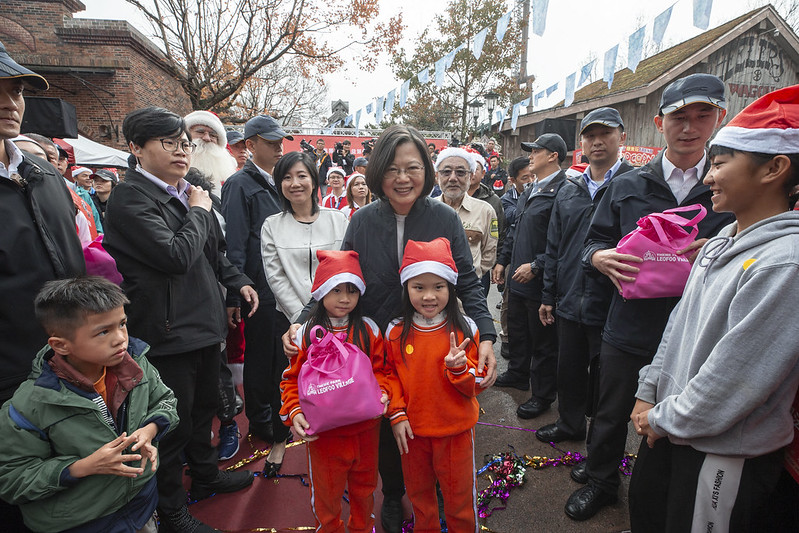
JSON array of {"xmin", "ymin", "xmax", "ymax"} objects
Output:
[
  {"xmin": 629, "ymin": 84, "xmax": 799, "ymax": 532},
  {"xmin": 384, "ymin": 237, "xmax": 486, "ymax": 533},
  {"xmin": 280, "ymin": 249, "xmax": 389, "ymax": 533}
]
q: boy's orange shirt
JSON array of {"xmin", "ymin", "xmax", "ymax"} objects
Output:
[
  {"xmin": 384, "ymin": 315, "xmax": 484, "ymax": 438},
  {"xmin": 280, "ymin": 317, "xmax": 387, "ymax": 436}
]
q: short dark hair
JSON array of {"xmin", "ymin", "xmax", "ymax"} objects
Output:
[
  {"xmin": 273, "ymin": 151, "xmax": 320, "ymax": 215},
  {"xmin": 343, "ymin": 140, "xmax": 351, "ymax": 145},
  {"xmin": 709, "ymin": 145, "xmax": 799, "ymax": 196},
  {"xmin": 122, "ymin": 107, "xmax": 188, "ymax": 148},
  {"xmin": 23, "ymin": 133, "xmax": 56, "ymax": 152},
  {"xmin": 508, "ymin": 156, "xmax": 530, "ymax": 178},
  {"xmin": 365, "ymin": 125, "xmax": 435, "ymax": 202},
  {"xmin": 35, "ymin": 277, "xmax": 129, "ymax": 338}
]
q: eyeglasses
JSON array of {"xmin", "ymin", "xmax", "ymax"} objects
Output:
[
  {"xmin": 438, "ymin": 168, "xmax": 470, "ymax": 179},
  {"xmin": 159, "ymin": 138, "xmax": 196, "ymax": 154},
  {"xmin": 190, "ymin": 127, "xmax": 219, "ymax": 142},
  {"xmin": 385, "ymin": 165, "xmax": 424, "ymax": 179}
]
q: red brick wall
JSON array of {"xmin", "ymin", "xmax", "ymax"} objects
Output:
[{"xmin": 0, "ymin": 0, "xmax": 191, "ymax": 150}]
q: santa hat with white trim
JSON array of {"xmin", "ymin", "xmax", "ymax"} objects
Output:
[
  {"xmin": 399, "ymin": 238, "xmax": 458, "ymax": 286},
  {"xmin": 711, "ymin": 84, "xmax": 799, "ymax": 154},
  {"xmin": 184, "ymin": 110, "xmax": 227, "ymax": 148},
  {"xmin": 311, "ymin": 249, "xmax": 366, "ymax": 301}
]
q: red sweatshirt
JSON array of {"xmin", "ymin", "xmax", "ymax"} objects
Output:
[{"xmin": 384, "ymin": 314, "xmax": 484, "ymax": 437}]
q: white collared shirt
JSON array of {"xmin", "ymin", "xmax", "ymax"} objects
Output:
[
  {"xmin": 0, "ymin": 140, "xmax": 24, "ymax": 180},
  {"xmin": 252, "ymin": 161, "xmax": 275, "ymax": 187},
  {"xmin": 136, "ymin": 164, "xmax": 191, "ymax": 210},
  {"xmin": 662, "ymin": 152, "xmax": 706, "ymax": 204}
]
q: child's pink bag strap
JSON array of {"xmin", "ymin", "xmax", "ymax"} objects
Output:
[{"xmin": 306, "ymin": 325, "xmax": 348, "ymax": 373}]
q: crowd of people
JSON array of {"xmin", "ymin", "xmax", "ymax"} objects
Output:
[{"xmin": 0, "ymin": 37, "xmax": 798, "ymax": 533}]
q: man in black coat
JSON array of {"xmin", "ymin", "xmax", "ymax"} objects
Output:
[
  {"xmin": 564, "ymin": 74, "xmax": 733, "ymax": 522},
  {"xmin": 0, "ymin": 40, "xmax": 85, "ymax": 532},
  {"xmin": 493, "ymin": 134, "xmax": 568, "ymax": 419},
  {"xmin": 221, "ymin": 115, "xmax": 293, "ymax": 445},
  {"xmin": 104, "ymin": 107, "xmax": 258, "ymax": 533},
  {"xmin": 536, "ymin": 108, "xmax": 633, "ymax": 445}
]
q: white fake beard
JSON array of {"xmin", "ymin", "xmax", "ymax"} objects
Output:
[{"xmin": 191, "ymin": 140, "xmax": 238, "ymax": 192}]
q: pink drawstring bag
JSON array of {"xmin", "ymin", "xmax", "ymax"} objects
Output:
[
  {"xmin": 298, "ymin": 325, "xmax": 384, "ymax": 435},
  {"xmin": 83, "ymin": 234, "xmax": 123, "ymax": 285},
  {"xmin": 617, "ymin": 204, "xmax": 706, "ymax": 299}
]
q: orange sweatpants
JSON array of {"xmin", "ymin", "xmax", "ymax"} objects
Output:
[
  {"xmin": 400, "ymin": 428, "xmax": 478, "ymax": 533},
  {"xmin": 306, "ymin": 422, "xmax": 380, "ymax": 533}
]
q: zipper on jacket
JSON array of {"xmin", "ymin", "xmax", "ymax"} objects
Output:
[{"xmin": 165, "ymin": 278, "xmax": 172, "ymax": 332}]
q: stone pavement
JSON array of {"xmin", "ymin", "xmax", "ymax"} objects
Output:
[{"xmin": 474, "ymin": 287, "xmax": 640, "ymax": 533}]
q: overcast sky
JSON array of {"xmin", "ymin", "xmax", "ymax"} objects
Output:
[{"xmin": 79, "ymin": 0, "xmax": 763, "ymax": 122}]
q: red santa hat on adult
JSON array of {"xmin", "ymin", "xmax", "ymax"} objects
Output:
[
  {"xmin": 399, "ymin": 238, "xmax": 458, "ymax": 286},
  {"xmin": 184, "ymin": 110, "xmax": 228, "ymax": 149},
  {"xmin": 710, "ymin": 84, "xmax": 799, "ymax": 154},
  {"xmin": 311, "ymin": 249, "xmax": 366, "ymax": 301}
]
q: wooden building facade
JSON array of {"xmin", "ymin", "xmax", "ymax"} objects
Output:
[{"xmin": 499, "ymin": 5, "xmax": 799, "ymax": 165}]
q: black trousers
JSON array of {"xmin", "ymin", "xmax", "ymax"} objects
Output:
[
  {"xmin": 629, "ymin": 438, "xmax": 784, "ymax": 532},
  {"xmin": 217, "ymin": 349, "xmax": 238, "ymax": 423},
  {"xmin": 554, "ymin": 318, "xmax": 603, "ymax": 436},
  {"xmin": 242, "ymin": 303, "xmax": 279, "ymax": 440},
  {"xmin": 379, "ymin": 417, "xmax": 405, "ymax": 499},
  {"xmin": 585, "ymin": 341, "xmax": 650, "ymax": 494},
  {"xmin": 243, "ymin": 304, "xmax": 291, "ymax": 443},
  {"xmin": 506, "ymin": 291, "xmax": 558, "ymax": 403},
  {"xmin": 151, "ymin": 344, "xmax": 220, "ymax": 513}
]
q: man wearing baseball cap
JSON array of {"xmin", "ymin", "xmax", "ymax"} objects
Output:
[
  {"xmin": 221, "ymin": 115, "xmax": 294, "ymax": 444},
  {"xmin": 564, "ymin": 73, "xmax": 734, "ymax": 521},
  {"xmin": 0, "ymin": 40, "xmax": 85, "ymax": 530},
  {"xmin": 492, "ymin": 133, "xmax": 568, "ymax": 420},
  {"xmin": 536, "ymin": 107, "xmax": 633, "ymax": 449},
  {"xmin": 226, "ymin": 129, "xmax": 248, "ymax": 171},
  {"xmin": 90, "ymin": 168, "xmax": 118, "ymax": 221}
]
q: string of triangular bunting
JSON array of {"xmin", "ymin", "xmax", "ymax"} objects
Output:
[
  {"xmin": 333, "ymin": 0, "xmax": 712, "ymax": 135},
  {"xmin": 504, "ymin": 0, "xmax": 713, "ymax": 132}
]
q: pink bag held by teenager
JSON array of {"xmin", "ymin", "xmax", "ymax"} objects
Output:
[
  {"xmin": 298, "ymin": 325, "xmax": 384, "ymax": 435},
  {"xmin": 616, "ymin": 204, "xmax": 706, "ymax": 299}
]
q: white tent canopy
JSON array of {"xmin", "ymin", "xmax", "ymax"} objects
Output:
[{"xmin": 61, "ymin": 136, "xmax": 129, "ymax": 168}]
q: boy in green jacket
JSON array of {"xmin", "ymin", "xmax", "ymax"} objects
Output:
[{"xmin": 0, "ymin": 277, "xmax": 178, "ymax": 532}]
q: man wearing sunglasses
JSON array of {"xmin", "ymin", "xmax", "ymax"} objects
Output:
[{"xmin": 492, "ymin": 134, "xmax": 569, "ymax": 420}]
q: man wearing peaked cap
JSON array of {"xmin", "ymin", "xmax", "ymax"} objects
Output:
[
  {"xmin": 0, "ymin": 39, "xmax": 84, "ymax": 531},
  {"xmin": 226, "ymin": 130, "xmax": 248, "ymax": 171},
  {"xmin": 565, "ymin": 72, "xmax": 734, "ymax": 522},
  {"xmin": 492, "ymin": 133, "xmax": 568, "ymax": 422},
  {"xmin": 535, "ymin": 107, "xmax": 634, "ymax": 450},
  {"xmin": 221, "ymin": 114, "xmax": 294, "ymax": 444}
]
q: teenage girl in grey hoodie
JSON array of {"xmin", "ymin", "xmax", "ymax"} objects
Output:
[{"xmin": 629, "ymin": 85, "xmax": 799, "ymax": 533}]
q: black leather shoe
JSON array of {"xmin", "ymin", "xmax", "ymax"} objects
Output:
[
  {"xmin": 191, "ymin": 469, "xmax": 254, "ymax": 500},
  {"xmin": 535, "ymin": 423, "xmax": 585, "ymax": 443},
  {"xmin": 380, "ymin": 497, "xmax": 403, "ymax": 533},
  {"xmin": 495, "ymin": 371, "xmax": 530, "ymax": 391},
  {"xmin": 516, "ymin": 397, "xmax": 550, "ymax": 419},
  {"xmin": 564, "ymin": 483, "xmax": 618, "ymax": 521},
  {"xmin": 159, "ymin": 505, "xmax": 220, "ymax": 532},
  {"xmin": 570, "ymin": 461, "xmax": 589, "ymax": 484}
]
